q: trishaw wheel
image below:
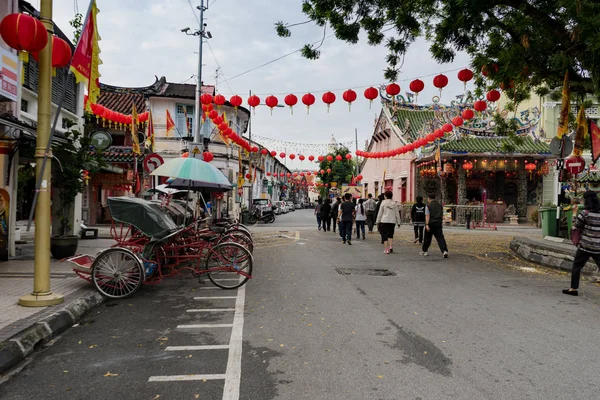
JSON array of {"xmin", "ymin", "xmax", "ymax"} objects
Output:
[
  {"xmin": 91, "ymin": 248, "xmax": 144, "ymax": 299},
  {"xmin": 217, "ymin": 232, "xmax": 254, "ymax": 253},
  {"xmin": 206, "ymin": 242, "xmax": 253, "ymax": 290}
]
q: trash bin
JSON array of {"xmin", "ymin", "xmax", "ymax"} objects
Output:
[
  {"xmin": 560, "ymin": 206, "xmax": 573, "ymax": 239},
  {"xmin": 241, "ymin": 211, "xmax": 249, "ymax": 225},
  {"xmin": 539, "ymin": 207, "xmax": 557, "ymax": 237}
]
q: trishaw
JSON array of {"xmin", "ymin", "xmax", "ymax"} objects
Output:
[{"xmin": 68, "ymin": 197, "xmax": 253, "ymax": 299}]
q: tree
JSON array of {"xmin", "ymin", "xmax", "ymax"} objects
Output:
[
  {"xmin": 317, "ymin": 147, "xmax": 356, "ymax": 198},
  {"xmin": 275, "ymin": 1, "xmax": 600, "ymax": 99},
  {"xmin": 69, "ymin": 13, "xmax": 83, "ymax": 43}
]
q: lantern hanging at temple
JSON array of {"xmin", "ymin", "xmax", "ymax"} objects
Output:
[
  {"xmin": 335, "ymin": 155, "xmax": 343, "ymax": 161},
  {"xmin": 385, "ymin": 83, "xmax": 401, "ymax": 99},
  {"xmin": 342, "ymin": 89, "xmax": 357, "ymax": 111},
  {"xmin": 284, "ymin": 94, "xmax": 298, "ymax": 114},
  {"xmin": 433, "ymin": 74, "xmax": 448, "ymax": 96},
  {"xmin": 251, "ymin": 146, "xmax": 259, "ymax": 153},
  {"xmin": 270, "ymin": 150, "xmax": 277, "ymax": 157},
  {"xmin": 462, "ymin": 109, "xmax": 475, "ymax": 120},
  {"xmin": 486, "ymin": 90, "xmax": 501, "ymax": 102},
  {"xmin": 345, "ymin": 153, "xmax": 352, "ymax": 160},
  {"xmin": 229, "ymin": 95, "xmax": 242, "ymax": 111},
  {"xmin": 261, "ymin": 148, "xmax": 268, "ymax": 155},
  {"xmin": 299, "ymin": 155, "xmax": 305, "ymax": 161},
  {"xmin": 442, "ymin": 123, "xmax": 454, "ymax": 132},
  {"xmin": 302, "ymin": 93, "xmax": 316, "ymax": 114},
  {"xmin": 201, "ymin": 93, "xmax": 213, "ymax": 105},
  {"xmin": 289, "ymin": 154, "xmax": 296, "ymax": 160},
  {"xmin": 265, "ymin": 95, "xmax": 278, "ymax": 115},
  {"xmin": 409, "ymin": 79, "xmax": 424, "ymax": 102},
  {"xmin": 481, "ymin": 63, "xmax": 499, "ymax": 77},
  {"xmin": 279, "ymin": 152, "xmax": 286, "ymax": 159},
  {"xmin": 308, "ymin": 155, "xmax": 315, "ymax": 162},
  {"xmin": 473, "ymin": 100, "xmax": 487, "ymax": 112},
  {"xmin": 451, "ymin": 116, "xmax": 464, "ymax": 127},
  {"xmin": 0, "ymin": 13, "xmax": 48, "ymax": 53},
  {"xmin": 457, "ymin": 69, "xmax": 473, "ymax": 89},
  {"xmin": 318, "ymin": 155, "xmax": 324, "ymax": 162},
  {"xmin": 326, "ymin": 155, "xmax": 333, "ymax": 162},
  {"xmin": 247, "ymin": 95, "xmax": 260, "ymax": 114},
  {"xmin": 364, "ymin": 87, "xmax": 378, "ymax": 109},
  {"xmin": 213, "ymin": 94, "xmax": 226, "ymax": 108},
  {"xmin": 326, "ymin": 168, "xmax": 332, "ymax": 173},
  {"xmin": 322, "ymin": 91, "xmax": 336, "ymax": 113}
]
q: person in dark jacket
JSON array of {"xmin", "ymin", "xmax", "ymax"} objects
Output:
[
  {"xmin": 331, "ymin": 197, "xmax": 341, "ymax": 235},
  {"xmin": 420, "ymin": 193, "xmax": 448, "ymax": 258},
  {"xmin": 320, "ymin": 199, "xmax": 332, "ymax": 232},
  {"xmin": 411, "ymin": 196, "xmax": 426, "ymax": 244},
  {"xmin": 563, "ymin": 191, "xmax": 600, "ymax": 296},
  {"xmin": 373, "ymin": 193, "xmax": 386, "ymax": 244}
]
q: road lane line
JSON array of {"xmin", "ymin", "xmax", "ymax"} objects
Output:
[
  {"xmin": 194, "ymin": 296, "xmax": 237, "ymax": 300},
  {"xmin": 222, "ymin": 281, "xmax": 246, "ymax": 400},
  {"xmin": 148, "ymin": 374, "xmax": 226, "ymax": 382},
  {"xmin": 165, "ymin": 345, "xmax": 230, "ymax": 351},
  {"xmin": 187, "ymin": 308, "xmax": 236, "ymax": 312},
  {"xmin": 177, "ymin": 324, "xmax": 234, "ymax": 329}
]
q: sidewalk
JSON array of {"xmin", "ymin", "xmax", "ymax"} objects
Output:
[
  {"xmin": 0, "ymin": 237, "xmax": 113, "ymax": 375},
  {"xmin": 511, "ymin": 236, "xmax": 600, "ymax": 281}
]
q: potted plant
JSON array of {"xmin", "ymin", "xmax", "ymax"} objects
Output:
[{"xmin": 50, "ymin": 121, "xmax": 104, "ymax": 259}]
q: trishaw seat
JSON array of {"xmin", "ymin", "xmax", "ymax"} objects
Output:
[{"xmin": 209, "ymin": 226, "xmax": 226, "ymax": 234}]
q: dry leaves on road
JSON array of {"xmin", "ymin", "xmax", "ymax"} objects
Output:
[{"xmin": 103, "ymin": 371, "xmax": 119, "ymax": 377}]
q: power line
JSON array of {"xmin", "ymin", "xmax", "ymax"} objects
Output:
[
  {"xmin": 206, "ymin": 40, "xmax": 235, "ymax": 94},
  {"xmin": 187, "ymin": 0, "xmax": 200, "ymax": 24}
]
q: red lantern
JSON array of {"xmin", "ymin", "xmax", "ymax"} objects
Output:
[
  {"xmin": 201, "ymin": 93, "xmax": 213, "ymax": 105},
  {"xmin": 320, "ymin": 169, "xmax": 325, "ymax": 175},
  {"xmin": 247, "ymin": 95, "xmax": 260, "ymax": 113},
  {"xmin": 265, "ymin": 95, "xmax": 278, "ymax": 115},
  {"xmin": 525, "ymin": 163, "xmax": 536, "ymax": 171},
  {"xmin": 481, "ymin": 63, "xmax": 498, "ymax": 77},
  {"xmin": 284, "ymin": 94, "xmax": 298, "ymax": 114},
  {"xmin": 463, "ymin": 161, "xmax": 473, "ymax": 171},
  {"xmin": 345, "ymin": 153, "xmax": 352, "ymax": 160},
  {"xmin": 270, "ymin": 150, "xmax": 277, "ymax": 157},
  {"xmin": 357, "ymin": 175, "xmax": 363, "ymax": 181},
  {"xmin": 213, "ymin": 116, "xmax": 223, "ymax": 125},
  {"xmin": 364, "ymin": 87, "xmax": 378, "ymax": 108},
  {"xmin": 208, "ymin": 110, "xmax": 218, "ymax": 119},
  {"xmin": 213, "ymin": 94, "xmax": 226, "ymax": 108},
  {"xmin": 203, "ymin": 151, "xmax": 214, "ymax": 162},
  {"xmin": 308, "ymin": 155, "xmax": 315, "ymax": 162},
  {"xmin": 326, "ymin": 168, "xmax": 332, "ymax": 173},
  {"xmin": 229, "ymin": 95, "xmax": 242, "ymax": 109},
  {"xmin": 289, "ymin": 154, "xmax": 296, "ymax": 160},
  {"xmin": 251, "ymin": 146, "xmax": 259, "ymax": 153},
  {"xmin": 342, "ymin": 89, "xmax": 357, "ymax": 111},
  {"xmin": 245, "ymin": 173, "xmax": 251, "ymax": 180},
  {"xmin": 451, "ymin": 116, "xmax": 464, "ymax": 127},
  {"xmin": 261, "ymin": 149, "xmax": 268, "ymax": 155},
  {"xmin": 302, "ymin": 93, "xmax": 316, "ymax": 114},
  {"xmin": 322, "ymin": 91, "xmax": 336, "ymax": 112},
  {"xmin": 433, "ymin": 129, "xmax": 443, "ymax": 138},
  {"xmin": 409, "ymin": 79, "xmax": 424, "ymax": 102},
  {"xmin": 457, "ymin": 69, "xmax": 473, "ymax": 89},
  {"xmin": 279, "ymin": 152, "xmax": 286, "ymax": 159},
  {"xmin": 474, "ymin": 100, "xmax": 487, "ymax": 112},
  {"xmin": 32, "ymin": 35, "xmax": 72, "ymax": 68},
  {"xmin": 280, "ymin": 173, "xmax": 285, "ymax": 177},
  {"xmin": 326, "ymin": 155, "xmax": 333, "ymax": 162},
  {"xmin": 442, "ymin": 123, "xmax": 453, "ymax": 132},
  {"xmin": 433, "ymin": 74, "xmax": 449, "ymax": 95},
  {"xmin": 266, "ymin": 172, "xmax": 271, "ymax": 177},
  {"xmin": 462, "ymin": 109, "xmax": 475, "ymax": 120},
  {"xmin": 218, "ymin": 122, "xmax": 228, "ymax": 131},
  {"xmin": 335, "ymin": 155, "xmax": 343, "ymax": 161},
  {"xmin": 386, "ymin": 83, "xmax": 401, "ymax": 97},
  {"xmin": 486, "ymin": 90, "xmax": 501, "ymax": 102},
  {"xmin": 287, "ymin": 173, "xmax": 292, "ymax": 178},
  {"xmin": 299, "ymin": 155, "xmax": 305, "ymax": 161},
  {"xmin": 0, "ymin": 13, "xmax": 48, "ymax": 53},
  {"xmin": 318, "ymin": 156, "xmax": 324, "ymax": 162}
]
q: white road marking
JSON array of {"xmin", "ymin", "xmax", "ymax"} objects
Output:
[
  {"xmin": 148, "ymin": 374, "xmax": 226, "ymax": 382},
  {"xmin": 222, "ymin": 281, "xmax": 246, "ymax": 400},
  {"xmin": 165, "ymin": 345, "xmax": 230, "ymax": 351},
  {"xmin": 186, "ymin": 308, "xmax": 236, "ymax": 313},
  {"xmin": 194, "ymin": 296, "xmax": 238, "ymax": 300},
  {"xmin": 178, "ymin": 324, "xmax": 234, "ymax": 329}
]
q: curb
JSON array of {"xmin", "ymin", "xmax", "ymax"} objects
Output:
[{"xmin": 0, "ymin": 291, "xmax": 105, "ymax": 376}]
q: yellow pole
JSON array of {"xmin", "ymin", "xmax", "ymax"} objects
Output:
[{"xmin": 19, "ymin": 0, "xmax": 63, "ymax": 307}]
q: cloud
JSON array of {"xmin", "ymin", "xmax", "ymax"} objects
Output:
[{"xmin": 52, "ymin": 0, "xmax": 472, "ymax": 154}]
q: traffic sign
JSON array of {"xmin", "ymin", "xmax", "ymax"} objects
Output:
[
  {"xmin": 565, "ymin": 155, "xmax": 585, "ymax": 175},
  {"xmin": 190, "ymin": 142, "xmax": 202, "ymax": 158},
  {"xmin": 143, "ymin": 153, "xmax": 164, "ymax": 173},
  {"xmin": 549, "ymin": 137, "xmax": 573, "ymax": 157}
]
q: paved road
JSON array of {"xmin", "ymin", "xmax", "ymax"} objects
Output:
[{"xmin": 1, "ymin": 210, "xmax": 599, "ymax": 399}]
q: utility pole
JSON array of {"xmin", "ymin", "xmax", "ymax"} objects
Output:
[
  {"xmin": 19, "ymin": 0, "xmax": 64, "ymax": 306},
  {"xmin": 194, "ymin": 0, "xmax": 205, "ymax": 145},
  {"xmin": 355, "ymin": 128, "xmax": 359, "ymax": 176},
  {"xmin": 248, "ymin": 89, "xmax": 253, "ymax": 210}
]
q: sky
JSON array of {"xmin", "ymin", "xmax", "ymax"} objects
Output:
[{"xmin": 50, "ymin": 0, "xmax": 473, "ymax": 168}]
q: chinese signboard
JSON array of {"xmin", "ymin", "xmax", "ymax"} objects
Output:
[
  {"xmin": 0, "ymin": 48, "xmax": 18, "ymax": 102},
  {"xmin": 340, "ymin": 185, "xmax": 364, "ymax": 198}
]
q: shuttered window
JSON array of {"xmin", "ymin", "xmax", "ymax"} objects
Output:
[{"xmin": 175, "ymin": 104, "xmax": 194, "ymax": 138}]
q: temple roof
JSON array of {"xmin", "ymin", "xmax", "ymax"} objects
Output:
[
  {"xmin": 395, "ymin": 107, "xmax": 436, "ymax": 141},
  {"xmin": 440, "ymin": 136, "xmax": 551, "ymax": 155},
  {"xmin": 576, "ymin": 169, "xmax": 600, "ymax": 182}
]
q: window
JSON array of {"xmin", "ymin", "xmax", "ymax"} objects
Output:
[
  {"xmin": 175, "ymin": 104, "xmax": 195, "ymax": 138},
  {"xmin": 20, "ymin": 99, "xmax": 28, "ymax": 113}
]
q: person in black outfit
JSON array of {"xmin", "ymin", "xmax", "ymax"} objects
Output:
[
  {"xmin": 373, "ymin": 194, "xmax": 385, "ymax": 244},
  {"xmin": 320, "ymin": 199, "xmax": 332, "ymax": 231},
  {"xmin": 420, "ymin": 193, "xmax": 449, "ymax": 258},
  {"xmin": 331, "ymin": 197, "xmax": 341, "ymax": 235},
  {"xmin": 337, "ymin": 193, "xmax": 356, "ymax": 245},
  {"xmin": 411, "ymin": 196, "xmax": 426, "ymax": 244}
]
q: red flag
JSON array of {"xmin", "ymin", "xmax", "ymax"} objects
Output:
[
  {"xmin": 147, "ymin": 110, "xmax": 155, "ymax": 152},
  {"xmin": 591, "ymin": 119, "xmax": 600, "ymax": 164},
  {"xmin": 166, "ymin": 109, "xmax": 175, "ymax": 137}
]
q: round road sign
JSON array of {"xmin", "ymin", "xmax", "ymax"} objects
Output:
[
  {"xmin": 144, "ymin": 153, "xmax": 164, "ymax": 173},
  {"xmin": 565, "ymin": 155, "xmax": 585, "ymax": 175}
]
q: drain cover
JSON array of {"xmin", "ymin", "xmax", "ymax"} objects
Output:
[{"xmin": 335, "ymin": 268, "xmax": 396, "ymax": 276}]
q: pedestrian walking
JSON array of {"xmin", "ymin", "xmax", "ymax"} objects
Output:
[
  {"xmin": 364, "ymin": 194, "xmax": 377, "ymax": 233},
  {"xmin": 314, "ymin": 199, "xmax": 322, "ymax": 230},
  {"xmin": 331, "ymin": 197, "xmax": 341, "ymax": 234},
  {"xmin": 355, "ymin": 198, "xmax": 367, "ymax": 240},
  {"xmin": 374, "ymin": 193, "xmax": 386, "ymax": 244},
  {"xmin": 321, "ymin": 199, "xmax": 332, "ymax": 232},
  {"xmin": 420, "ymin": 193, "xmax": 449, "ymax": 258},
  {"xmin": 563, "ymin": 191, "xmax": 600, "ymax": 296},
  {"xmin": 337, "ymin": 193, "xmax": 356, "ymax": 245},
  {"xmin": 376, "ymin": 191, "xmax": 401, "ymax": 254},
  {"xmin": 411, "ymin": 196, "xmax": 426, "ymax": 244}
]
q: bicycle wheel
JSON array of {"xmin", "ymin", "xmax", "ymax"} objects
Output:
[
  {"xmin": 206, "ymin": 242, "xmax": 253, "ymax": 290},
  {"xmin": 217, "ymin": 231, "xmax": 254, "ymax": 253},
  {"xmin": 226, "ymin": 227, "xmax": 252, "ymax": 241},
  {"xmin": 91, "ymin": 248, "xmax": 144, "ymax": 299}
]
